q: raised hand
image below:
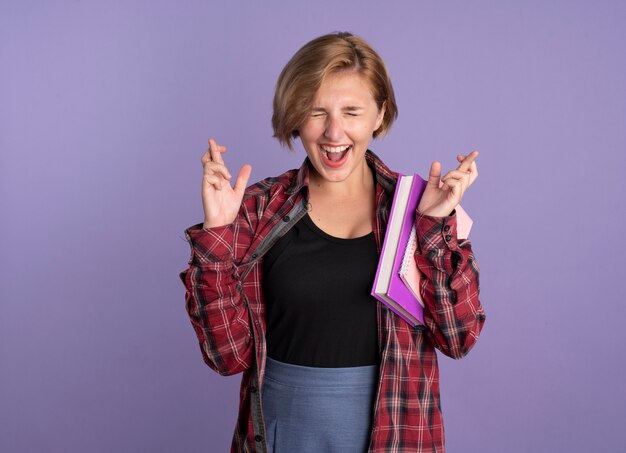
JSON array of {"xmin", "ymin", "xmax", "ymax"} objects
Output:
[
  {"xmin": 417, "ymin": 151, "xmax": 479, "ymax": 218},
  {"xmin": 201, "ymin": 138, "xmax": 252, "ymax": 229}
]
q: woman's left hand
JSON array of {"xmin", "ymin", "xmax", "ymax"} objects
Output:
[{"xmin": 417, "ymin": 151, "xmax": 479, "ymax": 217}]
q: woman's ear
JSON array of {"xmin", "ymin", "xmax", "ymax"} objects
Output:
[{"xmin": 374, "ymin": 101, "xmax": 387, "ymax": 132}]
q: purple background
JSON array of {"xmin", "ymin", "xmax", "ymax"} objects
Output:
[{"xmin": 2, "ymin": 1, "xmax": 625, "ymax": 452}]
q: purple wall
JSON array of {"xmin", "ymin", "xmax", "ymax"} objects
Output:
[{"xmin": 2, "ymin": 1, "xmax": 625, "ymax": 452}]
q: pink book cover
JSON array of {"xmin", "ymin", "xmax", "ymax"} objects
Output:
[
  {"xmin": 385, "ymin": 175, "xmax": 428, "ymax": 324},
  {"xmin": 371, "ymin": 174, "xmax": 427, "ymax": 327},
  {"xmin": 399, "ymin": 226, "xmax": 422, "ymax": 304}
]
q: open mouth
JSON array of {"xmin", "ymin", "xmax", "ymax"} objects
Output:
[{"xmin": 320, "ymin": 144, "xmax": 352, "ymax": 166}]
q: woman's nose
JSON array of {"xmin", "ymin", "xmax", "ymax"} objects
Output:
[{"xmin": 324, "ymin": 116, "xmax": 343, "ymax": 141}]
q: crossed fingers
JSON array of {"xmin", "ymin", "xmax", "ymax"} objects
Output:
[
  {"xmin": 456, "ymin": 150, "xmax": 479, "ymax": 184},
  {"xmin": 202, "ymin": 138, "xmax": 232, "ymax": 190},
  {"xmin": 439, "ymin": 150, "xmax": 479, "ymax": 197}
]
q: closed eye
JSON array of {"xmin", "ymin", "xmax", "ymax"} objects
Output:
[{"xmin": 344, "ymin": 107, "xmax": 364, "ymax": 116}]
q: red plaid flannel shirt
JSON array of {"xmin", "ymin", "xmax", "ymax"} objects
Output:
[{"xmin": 180, "ymin": 151, "xmax": 485, "ymax": 452}]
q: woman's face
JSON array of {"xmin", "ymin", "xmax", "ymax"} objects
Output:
[{"xmin": 298, "ymin": 71, "xmax": 385, "ymax": 187}]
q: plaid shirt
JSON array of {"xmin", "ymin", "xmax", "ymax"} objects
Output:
[{"xmin": 180, "ymin": 151, "xmax": 486, "ymax": 453}]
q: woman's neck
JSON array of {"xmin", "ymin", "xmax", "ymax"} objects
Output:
[{"xmin": 308, "ymin": 163, "xmax": 375, "ymax": 201}]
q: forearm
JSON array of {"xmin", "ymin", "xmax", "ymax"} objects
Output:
[
  {"xmin": 180, "ymin": 223, "xmax": 254, "ymax": 375},
  {"xmin": 414, "ymin": 211, "xmax": 486, "ymax": 359}
]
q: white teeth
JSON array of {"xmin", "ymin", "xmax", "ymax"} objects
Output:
[{"xmin": 320, "ymin": 145, "xmax": 351, "ymax": 153}]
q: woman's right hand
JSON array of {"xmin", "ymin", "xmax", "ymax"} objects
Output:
[{"xmin": 201, "ymin": 138, "xmax": 252, "ymax": 229}]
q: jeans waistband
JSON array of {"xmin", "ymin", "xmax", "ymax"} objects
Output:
[{"xmin": 264, "ymin": 356, "xmax": 378, "ymax": 388}]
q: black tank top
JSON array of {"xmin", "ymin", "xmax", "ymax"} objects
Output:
[{"xmin": 262, "ymin": 213, "xmax": 379, "ymax": 367}]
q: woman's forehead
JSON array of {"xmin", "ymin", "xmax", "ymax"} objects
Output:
[{"xmin": 313, "ymin": 72, "xmax": 376, "ymax": 105}]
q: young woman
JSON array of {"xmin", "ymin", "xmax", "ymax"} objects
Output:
[{"xmin": 181, "ymin": 32, "xmax": 485, "ymax": 453}]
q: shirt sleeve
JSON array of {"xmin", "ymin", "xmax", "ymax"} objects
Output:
[
  {"xmin": 414, "ymin": 210, "xmax": 486, "ymax": 359},
  {"xmin": 179, "ymin": 220, "xmax": 254, "ymax": 376}
]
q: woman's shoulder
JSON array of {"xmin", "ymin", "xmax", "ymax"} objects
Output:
[
  {"xmin": 243, "ymin": 167, "xmax": 301, "ymax": 201},
  {"xmin": 234, "ymin": 167, "xmax": 302, "ymax": 228}
]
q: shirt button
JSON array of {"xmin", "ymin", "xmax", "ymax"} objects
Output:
[
  {"xmin": 236, "ymin": 283, "xmax": 243, "ymax": 291},
  {"xmin": 254, "ymin": 435, "xmax": 263, "ymax": 442},
  {"xmin": 251, "ymin": 385, "xmax": 257, "ymax": 393},
  {"xmin": 445, "ymin": 235, "xmax": 452, "ymax": 242},
  {"xmin": 251, "ymin": 253, "xmax": 258, "ymax": 259},
  {"xmin": 282, "ymin": 215, "xmax": 290, "ymax": 222},
  {"xmin": 443, "ymin": 225, "xmax": 450, "ymax": 232}
]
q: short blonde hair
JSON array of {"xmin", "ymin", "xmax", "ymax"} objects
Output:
[{"xmin": 272, "ymin": 32, "xmax": 398, "ymax": 150}]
